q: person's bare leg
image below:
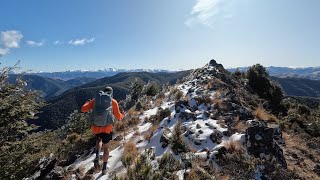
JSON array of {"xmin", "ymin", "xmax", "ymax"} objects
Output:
[
  {"xmin": 102, "ymin": 143, "xmax": 109, "ymax": 171},
  {"xmin": 94, "ymin": 139, "xmax": 102, "ymax": 162},
  {"xmin": 102, "ymin": 143, "xmax": 109, "ymax": 163}
]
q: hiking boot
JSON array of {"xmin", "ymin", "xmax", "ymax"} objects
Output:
[
  {"xmin": 102, "ymin": 167, "xmax": 109, "ymax": 175},
  {"xmin": 93, "ymin": 159, "xmax": 100, "ymax": 169}
]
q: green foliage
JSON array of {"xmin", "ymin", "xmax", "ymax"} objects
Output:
[
  {"xmin": 142, "ymin": 81, "xmax": 160, "ymax": 96},
  {"xmin": 149, "ymin": 107, "xmax": 171, "ymax": 124},
  {"xmin": 171, "ymin": 121, "xmax": 189, "ymax": 154},
  {"xmin": 130, "ymin": 78, "xmax": 144, "ymax": 102},
  {"xmin": 246, "ymin": 64, "xmax": 284, "ymax": 106},
  {"xmin": 297, "ymin": 104, "xmax": 311, "ymax": 116},
  {"xmin": 63, "ymin": 110, "xmax": 91, "ymax": 135},
  {"xmin": 158, "ymin": 153, "xmax": 181, "ymax": 177},
  {"xmin": 126, "ymin": 154, "xmax": 161, "ymax": 180},
  {"xmin": 0, "ymin": 65, "xmax": 44, "ymax": 143},
  {"xmin": 169, "ymin": 87, "xmax": 184, "ymax": 101}
]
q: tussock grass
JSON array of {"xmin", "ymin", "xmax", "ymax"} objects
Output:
[
  {"xmin": 121, "ymin": 141, "xmax": 138, "ymax": 168},
  {"xmin": 144, "ymin": 124, "xmax": 159, "ymax": 142}
]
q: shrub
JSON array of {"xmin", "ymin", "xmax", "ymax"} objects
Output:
[
  {"xmin": 142, "ymin": 81, "xmax": 160, "ymax": 97},
  {"xmin": 158, "ymin": 153, "xmax": 181, "ymax": 175},
  {"xmin": 171, "ymin": 121, "xmax": 189, "ymax": 154},
  {"xmin": 64, "ymin": 110, "xmax": 90, "ymax": 135},
  {"xmin": 297, "ymin": 104, "xmax": 311, "ymax": 116},
  {"xmin": 246, "ymin": 64, "xmax": 284, "ymax": 106},
  {"xmin": 169, "ymin": 87, "xmax": 184, "ymax": 101},
  {"xmin": 114, "ymin": 121, "xmax": 125, "ymax": 132},
  {"xmin": 121, "ymin": 141, "xmax": 138, "ymax": 168}
]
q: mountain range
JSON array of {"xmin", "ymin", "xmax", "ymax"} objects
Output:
[
  {"xmin": 228, "ymin": 66, "xmax": 320, "ymax": 80},
  {"xmin": 28, "ymin": 68, "xmax": 172, "ymax": 80}
]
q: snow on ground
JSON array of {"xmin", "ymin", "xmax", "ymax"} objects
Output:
[{"xmin": 67, "ymin": 69, "xmax": 247, "ymax": 179}]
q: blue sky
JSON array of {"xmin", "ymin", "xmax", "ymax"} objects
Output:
[{"xmin": 0, "ymin": 0, "xmax": 319, "ymax": 72}]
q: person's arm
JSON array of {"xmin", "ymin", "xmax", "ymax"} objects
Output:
[
  {"xmin": 112, "ymin": 99, "xmax": 124, "ymax": 120},
  {"xmin": 81, "ymin": 99, "xmax": 95, "ymax": 113}
]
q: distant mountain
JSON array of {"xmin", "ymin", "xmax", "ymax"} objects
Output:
[
  {"xmin": 34, "ymin": 71, "xmax": 190, "ymax": 130},
  {"xmin": 8, "ymin": 74, "xmax": 73, "ymax": 100},
  {"xmin": 271, "ymin": 77, "xmax": 320, "ymax": 97},
  {"xmin": 228, "ymin": 66, "xmax": 320, "ymax": 80},
  {"xmin": 29, "ymin": 68, "xmax": 172, "ymax": 80},
  {"xmin": 65, "ymin": 77, "xmax": 97, "ymax": 86}
]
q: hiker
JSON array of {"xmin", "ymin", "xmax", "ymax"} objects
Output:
[{"xmin": 81, "ymin": 86, "xmax": 124, "ymax": 175}]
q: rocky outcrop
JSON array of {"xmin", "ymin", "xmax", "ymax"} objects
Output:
[{"xmin": 245, "ymin": 125, "xmax": 287, "ymax": 168}]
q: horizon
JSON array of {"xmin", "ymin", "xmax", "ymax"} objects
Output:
[{"xmin": 1, "ymin": 0, "xmax": 319, "ymax": 71}]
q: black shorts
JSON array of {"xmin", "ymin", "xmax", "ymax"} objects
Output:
[{"xmin": 96, "ymin": 132, "xmax": 113, "ymax": 144}]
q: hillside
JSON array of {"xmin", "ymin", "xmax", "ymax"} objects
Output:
[
  {"xmin": 65, "ymin": 77, "xmax": 97, "ymax": 86},
  {"xmin": 228, "ymin": 66, "xmax": 320, "ymax": 80},
  {"xmin": 27, "ymin": 60, "xmax": 320, "ymax": 180},
  {"xmin": 34, "ymin": 71, "xmax": 190, "ymax": 130},
  {"xmin": 8, "ymin": 74, "xmax": 73, "ymax": 100},
  {"xmin": 271, "ymin": 77, "xmax": 320, "ymax": 97}
]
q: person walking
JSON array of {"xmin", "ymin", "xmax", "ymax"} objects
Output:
[{"xmin": 81, "ymin": 86, "xmax": 124, "ymax": 175}]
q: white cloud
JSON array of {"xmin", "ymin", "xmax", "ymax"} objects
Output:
[
  {"xmin": 0, "ymin": 48, "xmax": 9, "ymax": 56},
  {"xmin": 26, "ymin": 40, "xmax": 44, "ymax": 47},
  {"xmin": 1, "ymin": 30, "xmax": 23, "ymax": 48},
  {"xmin": 0, "ymin": 30, "xmax": 23, "ymax": 56},
  {"xmin": 185, "ymin": 0, "xmax": 235, "ymax": 28},
  {"xmin": 68, "ymin": 37, "xmax": 95, "ymax": 46}
]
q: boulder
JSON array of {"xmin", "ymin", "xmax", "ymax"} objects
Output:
[
  {"xmin": 245, "ymin": 125, "xmax": 287, "ymax": 168},
  {"xmin": 210, "ymin": 130, "xmax": 223, "ymax": 144},
  {"xmin": 209, "ymin": 59, "xmax": 224, "ymax": 69}
]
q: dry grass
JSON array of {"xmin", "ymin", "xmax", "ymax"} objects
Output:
[
  {"xmin": 121, "ymin": 141, "xmax": 138, "ymax": 168},
  {"xmin": 154, "ymin": 97, "xmax": 164, "ymax": 107},
  {"xmin": 282, "ymin": 132, "xmax": 320, "ymax": 179},
  {"xmin": 114, "ymin": 121, "xmax": 125, "ymax": 131},
  {"xmin": 213, "ymin": 98, "xmax": 224, "ymax": 110},
  {"xmin": 224, "ymin": 140, "xmax": 244, "ymax": 153},
  {"xmin": 185, "ymin": 165, "xmax": 214, "ymax": 180},
  {"xmin": 143, "ymin": 124, "xmax": 159, "ymax": 141},
  {"xmin": 234, "ymin": 116, "xmax": 248, "ymax": 133},
  {"xmin": 127, "ymin": 107, "xmax": 141, "ymax": 117},
  {"xmin": 253, "ymin": 106, "xmax": 277, "ymax": 122}
]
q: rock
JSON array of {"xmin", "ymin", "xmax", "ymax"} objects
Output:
[
  {"xmin": 291, "ymin": 153, "xmax": 298, "ymax": 159},
  {"xmin": 194, "ymin": 139, "xmax": 202, "ymax": 145},
  {"xmin": 245, "ymin": 125, "xmax": 287, "ymax": 168},
  {"xmin": 313, "ymin": 164, "xmax": 320, "ymax": 175},
  {"xmin": 211, "ymin": 146, "xmax": 227, "ymax": 161},
  {"xmin": 175, "ymin": 100, "xmax": 188, "ymax": 113},
  {"xmin": 45, "ymin": 166, "xmax": 65, "ymax": 180},
  {"xmin": 210, "ymin": 130, "xmax": 223, "ymax": 144},
  {"xmin": 196, "ymin": 124, "xmax": 201, "ymax": 129},
  {"xmin": 28, "ymin": 155, "xmax": 57, "ymax": 180},
  {"xmin": 179, "ymin": 111, "xmax": 196, "ymax": 121},
  {"xmin": 198, "ymin": 130, "xmax": 204, "ymax": 134},
  {"xmin": 160, "ymin": 129, "xmax": 171, "ymax": 148},
  {"xmin": 237, "ymin": 107, "xmax": 253, "ymax": 120},
  {"xmin": 113, "ymin": 135, "xmax": 123, "ymax": 141},
  {"xmin": 209, "ymin": 59, "xmax": 224, "ymax": 69}
]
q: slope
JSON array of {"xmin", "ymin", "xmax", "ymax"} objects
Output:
[
  {"xmin": 34, "ymin": 71, "xmax": 190, "ymax": 130},
  {"xmin": 8, "ymin": 74, "xmax": 73, "ymax": 100},
  {"xmin": 272, "ymin": 76, "xmax": 320, "ymax": 97}
]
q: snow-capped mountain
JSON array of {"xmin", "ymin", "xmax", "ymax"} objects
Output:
[{"xmin": 26, "ymin": 68, "xmax": 174, "ymax": 80}]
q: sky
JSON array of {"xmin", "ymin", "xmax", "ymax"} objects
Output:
[{"xmin": 0, "ymin": 0, "xmax": 319, "ymax": 72}]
